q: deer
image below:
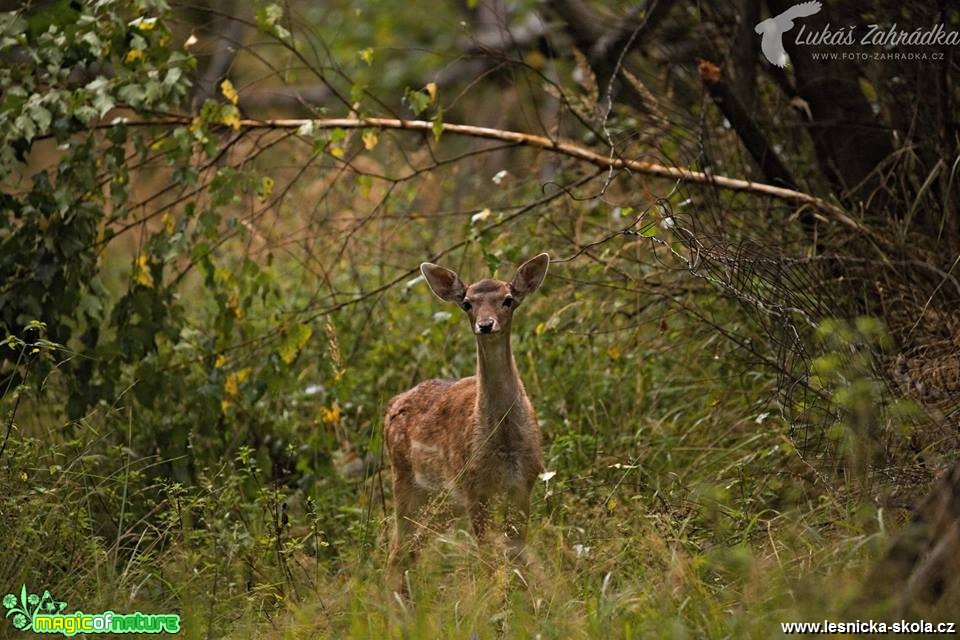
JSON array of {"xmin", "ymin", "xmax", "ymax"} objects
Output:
[{"xmin": 384, "ymin": 253, "xmax": 549, "ymax": 579}]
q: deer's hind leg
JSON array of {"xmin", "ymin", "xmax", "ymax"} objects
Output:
[{"xmin": 388, "ymin": 473, "xmax": 429, "ymax": 570}]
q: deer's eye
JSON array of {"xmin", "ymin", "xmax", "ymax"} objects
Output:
[
  {"xmin": 461, "ymin": 300, "xmax": 472, "ymax": 311},
  {"xmin": 503, "ymin": 297, "xmax": 514, "ymax": 308}
]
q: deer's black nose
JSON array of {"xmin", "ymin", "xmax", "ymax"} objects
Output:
[{"xmin": 478, "ymin": 319, "xmax": 495, "ymax": 333}]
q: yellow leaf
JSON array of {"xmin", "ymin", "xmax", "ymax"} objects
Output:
[
  {"xmin": 125, "ymin": 49, "xmax": 145, "ymax": 64},
  {"xmin": 279, "ymin": 323, "xmax": 313, "ymax": 364},
  {"xmin": 330, "ymin": 145, "xmax": 345, "ymax": 159},
  {"xmin": 321, "ymin": 402, "xmax": 341, "ymax": 425},
  {"xmin": 359, "ymin": 48, "xmax": 373, "ymax": 65},
  {"xmin": 257, "ymin": 176, "xmax": 274, "ymax": 201},
  {"xmin": 228, "ymin": 291, "xmax": 243, "ymax": 319},
  {"xmin": 136, "ymin": 17, "xmax": 158, "ymax": 31},
  {"xmin": 224, "ymin": 368, "xmax": 251, "ymax": 397},
  {"xmin": 607, "ymin": 344, "xmax": 621, "ymax": 360},
  {"xmin": 424, "ymin": 82, "xmax": 437, "ymax": 104},
  {"xmin": 220, "ymin": 105, "xmax": 241, "ymax": 131},
  {"xmin": 134, "ymin": 255, "xmax": 154, "ymax": 288},
  {"xmin": 19, "ymin": 471, "xmax": 28, "ymax": 481},
  {"xmin": 221, "ymin": 79, "xmax": 239, "ymax": 106},
  {"xmin": 362, "ymin": 130, "xmax": 378, "ymax": 150},
  {"xmin": 470, "ymin": 208, "xmax": 491, "ymax": 225},
  {"xmin": 525, "ymin": 50, "xmax": 546, "ymax": 70},
  {"xmin": 214, "ymin": 354, "xmax": 227, "ymax": 368},
  {"xmin": 162, "ymin": 212, "xmax": 175, "ymax": 234},
  {"xmin": 221, "ymin": 399, "xmax": 232, "ymax": 414}
]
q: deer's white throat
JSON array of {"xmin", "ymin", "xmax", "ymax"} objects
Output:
[{"xmin": 475, "ymin": 334, "xmax": 524, "ymax": 427}]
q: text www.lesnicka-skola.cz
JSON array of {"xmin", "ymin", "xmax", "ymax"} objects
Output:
[{"xmin": 781, "ymin": 620, "xmax": 956, "ymax": 635}]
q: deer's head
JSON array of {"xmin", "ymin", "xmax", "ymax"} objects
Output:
[{"xmin": 421, "ymin": 253, "xmax": 550, "ymax": 337}]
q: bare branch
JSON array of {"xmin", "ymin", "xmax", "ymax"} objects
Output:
[
  {"xmin": 545, "ymin": 0, "xmax": 672, "ymax": 118},
  {"xmin": 588, "ymin": 0, "xmax": 671, "ymax": 87},
  {"xmin": 698, "ymin": 61, "xmax": 797, "ymax": 191},
  {"xmin": 235, "ymin": 15, "xmax": 549, "ymax": 115}
]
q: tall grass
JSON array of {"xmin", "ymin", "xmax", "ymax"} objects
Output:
[{"xmin": 6, "ymin": 279, "xmax": 950, "ymax": 639}]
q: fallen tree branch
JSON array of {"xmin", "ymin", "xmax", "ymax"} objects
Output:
[
  {"xmin": 49, "ymin": 111, "xmax": 861, "ymax": 230},
  {"xmin": 120, "ymin": 114, "xmax": 856, "ymax": 228}
]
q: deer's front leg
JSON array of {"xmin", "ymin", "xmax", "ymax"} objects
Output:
[
  {"xmin": 468, "ymin": 498, "xmax": 490, "ymax": 544},
  {"xmin": 503, "ymin": 489, "xmax": 531, "ymax": 562}
]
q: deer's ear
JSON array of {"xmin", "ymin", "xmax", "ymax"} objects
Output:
[
  {"xmin": 511, "ymin": 253, "xmax": 550, "ymax": 299},
  {"xmin": 421, "ymin": 263, "xmax": 466, "ymax": 303}
]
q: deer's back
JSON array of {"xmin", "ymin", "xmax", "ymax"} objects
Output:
[
  {"xmin": 384, "ymin": 376, "xmax": 542, "ymax": 500},
  {"xmin": 384, "ymin": 377, "xmax": 477, "ymax": 478}
]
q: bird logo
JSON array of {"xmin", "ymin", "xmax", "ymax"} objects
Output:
[{"xmin": 755, "ymin": 1, "xmax": 822, "ymax": 67}]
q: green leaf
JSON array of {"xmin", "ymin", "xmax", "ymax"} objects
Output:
[
  {"xmin": 483, "ymin": 251, "xmax": 501, "ymax": 275},
  {"xmin": 256, "ymin": 4, "xmax": 283, "ymax": 29},
  {"xmin": 350, "ymin": 83, "xmax": 366, "ymax": 105},
  {"xmin": 117, "ymin": 83, "xmax": 147, "ymax": 106},
  {"xmin": 92, "ymin": 90, "xmax": 115, "ymax": 116},
  {"xmin": 403, "ymin": 87, "xmax": 429, "ymax": 117},
  {"xmin": 14, "ymin": 113, "xmax": 37, "ymax": 141},
  {"xmin": 256, "ymin": 4, "xmax": 290, "ymax": 41},
  {"xmin": 30, "ymin": 104, "xmax": 52, "ymax": 132},
  {"xmin": 431, "ymin": 109, "xmax": 444, "ymax": 142}
]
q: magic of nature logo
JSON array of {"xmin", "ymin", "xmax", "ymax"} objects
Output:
[{"xmin": 3, "ymin": 585, "xmax": 180, "ymax": 636}]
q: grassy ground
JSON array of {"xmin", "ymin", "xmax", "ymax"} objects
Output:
[
  {"xmin": 2, "ymin": 219, "xmax": 955, "ymax": 639},
  {"xmin": 3, "ymin": 304, "xmax": 939, "ymax": 639}
]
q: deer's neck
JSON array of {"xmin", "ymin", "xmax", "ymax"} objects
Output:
[{"xmin": 474, "ymin": 335, "xmax": 525, "ymax": 429}]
